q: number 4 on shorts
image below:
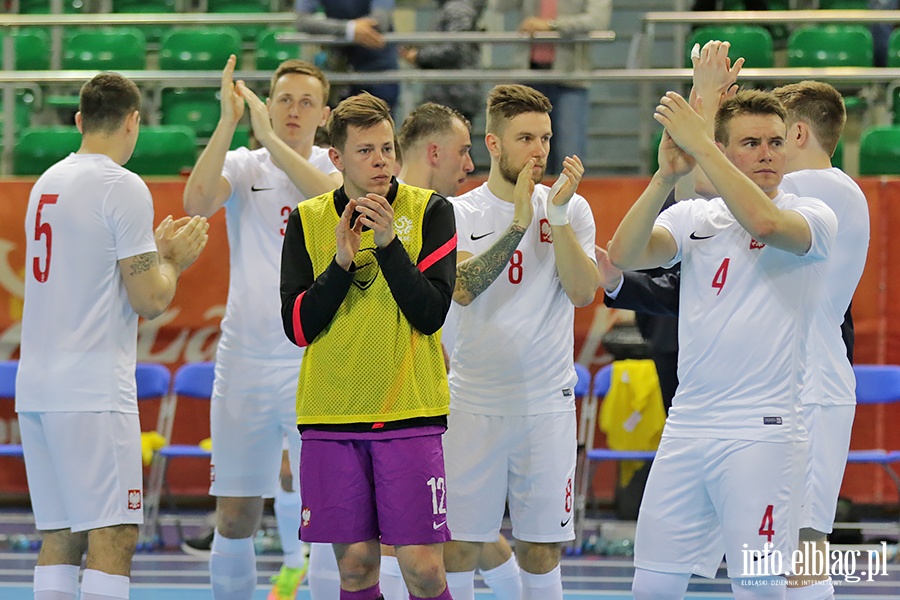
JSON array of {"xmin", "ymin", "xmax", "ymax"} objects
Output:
[{"xmin": 758, "ymin": 504, "xmax": 775, "ymax": 543}]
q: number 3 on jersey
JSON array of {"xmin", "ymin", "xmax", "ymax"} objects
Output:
[
  {"xmin": 33, "ymin": 194, "xmax": 59, "ymax": 283},
  {"xmin": 711, "ymin": 257, "xmax": 730, "ymax": 296},
  {"xmin": 508, "ymin": 250, "xmax": 523, "ymax": 284}
]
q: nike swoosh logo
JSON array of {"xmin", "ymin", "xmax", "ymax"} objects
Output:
[
  {"xmin": 433, "ymin": 521, "xmax": 447, "ymax": 530},
  {"xmin": 470, "ymin": 231, "xmax": 494, "ymax": 241},
  {"xmin": 752, "ymin": 552, "xmax": 774, "ymax": 562},
  {"xmin": 560, "ymin": 518, "xmax": 571, "ymax": 527},
  {"xmin": 251, "ymin": 185, "xmax": 274, "ymax": 192},
  {"xmin": 689, "ymin": 232, "xmax": 715, "ymax": 240}
]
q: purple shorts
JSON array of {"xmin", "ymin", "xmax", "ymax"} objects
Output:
[{"xmin": 298, "ymin": 432, "xmax": 451, "ymax": 546}]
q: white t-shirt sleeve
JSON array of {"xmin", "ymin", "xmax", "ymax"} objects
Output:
[
  {"xmin": 453, "ymin": 199, "xmax": 475, "ymax": 256},
  {"xmin": 107, "ymin": 174, "xmax": 157, "ymax": 260},
  {"xmin": 654, "ymin": 199, "xmax": 694, "ymax": 268},
  {"xmin": 786, "ymin": 196, "xmax": 838, "ymax": 261},
  {"xmin": 221, "ymin": 147, "xmax": 249, "ymax": 204}
]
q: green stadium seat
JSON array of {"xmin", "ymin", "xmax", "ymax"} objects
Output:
[
  {"xmin": 0, "ymin": 89, "xmax": 37, "ymax": 133},
  {"xmin": 161, "ymin": 89, "xmax": 220, "ymax": 138},
  {"xmin": 818, "ymin": 0, "xmax": 868, "ymax": 8},
  {"xmin": 886, "ymin": 29, "xmax": 900, "ymax": 68},
  {"xmin": 787, "ymin": 25, "xmax": 874, "ymax": 68},
  {"xmin": 159, "ymin": 27, "xmax": 243, "ymax": 71},
  {"xmin": 230, "ymin": 125, "xmax": 251, "ymax": 150},
  {"xmin": 63, "ymin": 28, "xmax": 147, "ymax": 71},
  {"xmin": 831, "ymin": 138, "xmax": 844, "ymax": 171},
  {"xmin": 256, "ymin": 28, "xmax": 300, "ymax": 71},
  {"xmin": 859, "ymin": 125, "xmax": 900, "ymax": 176},
  {"xmin": 0, "ymin": 29, "xmax": 50, "ymax": 70},
  {"xmin": 127, "ymin": 126, "xmax": 197, "ymax": 176},
  {"xmin": 207, "ymin": 1, "xmax": 270, "ymax": 42},
  {"xmin": 17, "ymin": 0, "xmax": 81, "ymax": 13},
  {"xmin": 113, "ymin": 0, "xmax": 177, "ymax": 45},
  {"xmin": 13, "ymin": 127, "xmax": 80, "ymax": 176},
  {"xmin": 686, "ymin": 26, "xmax": 774, "ymax": 69}
]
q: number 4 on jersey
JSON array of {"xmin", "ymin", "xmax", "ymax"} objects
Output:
[{"xmin": 711, "ymin": 257, "xmax": 730, "ymax": 296}]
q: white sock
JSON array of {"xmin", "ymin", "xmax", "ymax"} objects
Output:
[
  {"xmin": 786, "ymin": 579, "xmax": 835, "ymax": 600},
  {"xmin": 521, "ymin": 565, "xmax": 563, "ymax": 600},
  {"xmin": 80, "ymin": 569, "xmax": 129, "ymax": 600},
  {"xmin": 33, "ymin": 564, "xmax": 79, "ymax": 600},
  {"xmin": 445, "ymin": 570, "xmax": 475, "ymax": 600},
  {"xmin": 479, "ymin": 555, "xmax": 522, "ymax": 600},
  {"xmin": 379, "ymin": 554, "xmax": 409, "ymax": 600},
  {"xmin": 308, "ymin": 542, "xmax": 340, "ymax": 600},
  {"xmin": 274, "ymin": 485, "xmax": 306, "ymax": 569},
  {"xmin": 209, "ymin": 530, "xmax": 257, "ymax": 600}
]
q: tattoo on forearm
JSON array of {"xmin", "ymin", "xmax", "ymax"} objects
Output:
[
  {"xmin": 129, "ymin": 252, "xmax": 158, "ymax": 276},
  {"xmin": 456, "ymin": 224, "xmax": 526, "ymax": 302}
]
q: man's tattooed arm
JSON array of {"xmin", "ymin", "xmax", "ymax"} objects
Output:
[
  {"xmin": 453, "ymin": 224, "xmax": 527, "ymax": 306},
  {"xmin": 128, "ymin": 252, "xmax": 158, "ymax": 276}
]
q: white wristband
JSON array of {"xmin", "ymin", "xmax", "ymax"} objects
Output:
[{"xmin": 546, "ymin": 176, "xmax": 569, "ymax": 226}]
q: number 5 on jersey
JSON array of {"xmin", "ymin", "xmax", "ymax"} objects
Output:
[{"xmin": 33, "ymin": 194, "xmax": 59, "ymax": 283}]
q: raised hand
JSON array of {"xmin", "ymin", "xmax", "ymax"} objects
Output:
[
  {"xmin": 354, "ymin": 193, "xmax": 395, "ymax": 248},
  {"xmin": 219, "ymin": 54, "xmax": 245, "ymax": 128},
  {"xmin": 691, "ymin": 40, "xmax": 743, "ymax": 120},
  {"xmin": 156, "ymin": 215, "xmax": 209, "ymax": 272},
  {"xmin": 655, "ymin": 92, "xmax": 709, "ymax": 162},
  {"xmin": 335, "ymin": 200, "xmax": 363, "ymax": 270},
  {"xmin": 512, "ymin": 158, "xmax": 536, "ymax": 229},
  {"xmin": 235, "ymin": 80, "xmax": 275, "ymax": 146},
  {"xmin": 549, "ymin": 155, "xmax": 585, "ymax": 207},
  {"xmin": 594, "ymin": 245, "xmax": 624, "ymax": 293}
]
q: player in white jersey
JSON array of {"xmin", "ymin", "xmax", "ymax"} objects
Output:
[
  {"xmin": 183, "ymin": 56, "xmax": 341, "ymax": 600},
  {"xmin": 770, "ymin": 82, "xmax": 870, "ymax": 600},
  {"xmin": 443, "ymin": 84, "xmax": 601, "ymax": 600},
  {"xmin": 608, "ymin": 90, "xmax": 837, "ymax": 600},
  {"xmin": 16, "ymin": 72, "xmax": 207, "ymax": 600}
]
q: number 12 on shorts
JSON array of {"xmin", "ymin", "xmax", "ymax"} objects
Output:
[
  {"xmin": 427, "ymin": 476, "xmax": 447, "ymax": 516},
  {"xmin": 758, "ymin": 504, "xmax": 775, "ymax": 543}
]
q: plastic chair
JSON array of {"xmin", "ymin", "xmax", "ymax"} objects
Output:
[
  {"xmin": 845, "ymin": 365, "xmax": 900, "ymax": 529},
  {"xmin": 161, "ymin": 89, "xmax": 221, "ymax": 138},
  {"xmin": 0, "ymin": 29, "xmax": 50, "ymax": 70},
  {"xmin": 818, "ymin": 0, "xmax": 868, "ymax": 7},
  {"xmin": 787, "ymin": 25, "xmax": 874, "ymax": 68},
  {"xmin": 143, "ymin": 362, "xmax": 215, "ymax": 544},
  {"xmin": 831, "ymin": 138, "xmax": 844, "ymax": 171},
  {"xmin": 207, "ymin": 1, "xmax": 271, "ymax": 42},
  {"xmin": 858, "ymin": 125, "xmax": 900, "ymax": 176},
  {"xmin": 63, "ymin": 28, "xmax": 147, "ymax": 71},
  {"xmin": 17, "ymin": 0, "xmax": 81, "ymax": 13},
  {"xmin": 685, "ymin": 26, "xmax": 774, "ymax": 69},
  {"xmin": 113, "ymin": 0, "xmax": 177, "ymax": 44},
  {"xmin": 13, "ymin": 127, "xmax": 80, "ymax": 176},
  {"xmin": 256, "ymin": 27, "xmax": 301, "ymax": 71},
  {"xmin": 159, "ymin": 27, "xmax": 243, "ymax": 71},
  {"xmin": 886, "ymin": 29, "xmax": 900, "ymax": 68},
  {"xmin": 126, "ymin": 126, "xmax": 197, "ymax": 176},
  {"xmin": 230, "ymin": 125, "xmax": 251, "ymax": 150}
]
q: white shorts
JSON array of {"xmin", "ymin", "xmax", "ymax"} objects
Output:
[
  {"xmin": 444, "ymin": 409, "xmax": 577, "ymax": 544},
  {"xmin": 19, "ymin": 411, "xmax": 144, "ymax": 533},
  {"xmin": 634, "ymin": 436, "xmax": 806, "ymax": 579},
  {"xmin": 801, "ymin": 404, "xmax": 855, "ymax": 534},
  {"xmin": 209, "ymin": 356, "xmax": 301, "ymax": 498}
]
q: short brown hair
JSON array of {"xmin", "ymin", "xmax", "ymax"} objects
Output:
[
  {"xmin": 772, "ymin": 81, "xmax": 845, "ymax": 157},
  {"xmin": 270, "ymin": 59, "xmax": 330, "ymax": 103},
  {"xmin": 397, "ymin": 102, "xmax": 471, "ymax": 154},
  {"xmin": 485, "ymin": 84, "xmax": 552, "ymax": 135},
  {"xmin": 715, "ymin": 89, "xmax": 786, "ymax": 146},
  {"xmin": 79, "ymin": 72, "xmax": 141, "ymax": 135},
  {"xmin": 327, "ymin": 92, "xmax": 394, "ymax": 151}
]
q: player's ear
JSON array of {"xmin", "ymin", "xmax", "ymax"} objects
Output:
[
  {"xmin": 319, "ymin": 105, "xmax": 331, "ymax": 128},
  {"xmin": 485, "ymin": 132, "xmax": 501, "ymax": 159},
  {"xmin": 75, "ymin": 112, "xmax": 83, "ymax": 134},
  {"xmin": 428, "ymin": 142, "xmax": 440, "ymax": 165},
  {"xmin": 328, "ymin": 146, "xmax": 344, "ymax": 172}
]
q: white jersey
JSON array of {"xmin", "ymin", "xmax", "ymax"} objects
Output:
[
  {"xmin": 449, "ymin": 183, "xmax": 596, "ymax": 416},
  {"xmin": 16, "ymin": 154, "xmax": 157, "ymax": 413},
  {"xmin": 656, "ymin": 191, "xmax": 837, "ymax": 442},
  {"xmin": 780, "ymin": 169, "xmax": 869, "ymax": 406},
  {"xmin": 218, "ymin": 146, "xmax": 337, "ymax": 363}
]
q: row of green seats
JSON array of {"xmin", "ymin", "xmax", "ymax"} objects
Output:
[
  {"xmin": 0, "ymin": 26, "xmax": 298, "ymax": 70},
  {"xmin": 11, "ymin": 124, "xmax": 250, "ymax": 176}
]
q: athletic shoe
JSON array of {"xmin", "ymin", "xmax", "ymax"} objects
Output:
[
  {"xmin": 267, "ymin": 561, "xmax": 309, "ymax": 600},
  {"xmin": 180, "ymin": 530, "xmax": 214, "ymax": 557}
]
